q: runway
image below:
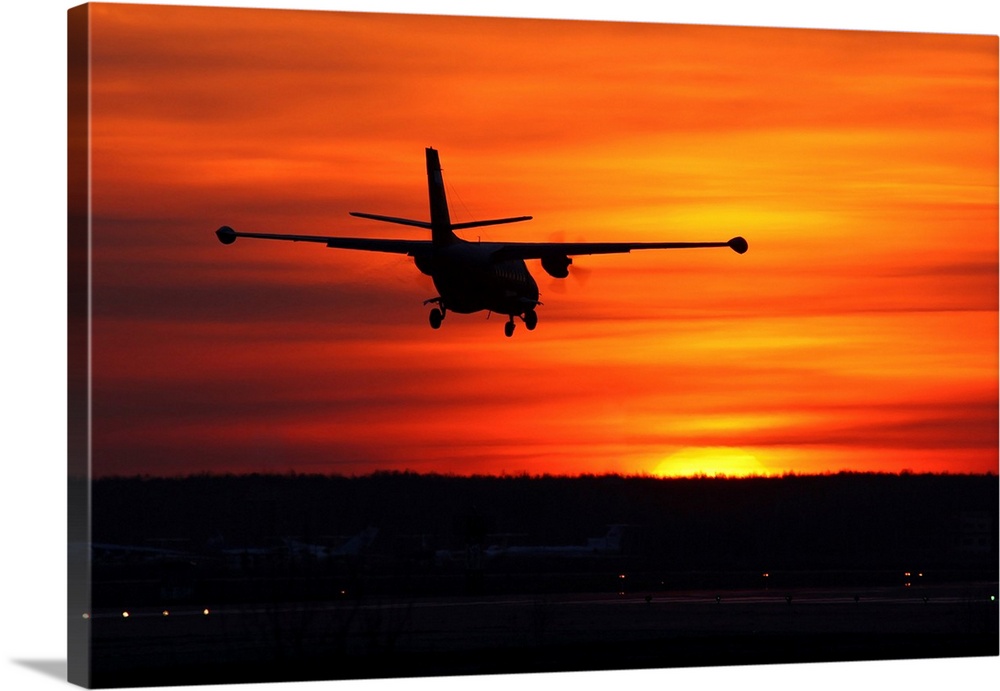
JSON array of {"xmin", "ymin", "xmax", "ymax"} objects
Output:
[
  {"xmin": 84, "ymin": 582, "xmax": 994, "ymax": 618},
  {"xmin": 81, "ymin": 581, "xmax": 998, "ymax": 687}
]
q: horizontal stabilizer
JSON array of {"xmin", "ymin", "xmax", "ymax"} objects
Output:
[
  {"xmin": 349, "ymin": 212, "xmax": 432, "ymax": 229},
  {"xmin": 451, "ymin": 216, "xmax": 533, "ymax": 231}
]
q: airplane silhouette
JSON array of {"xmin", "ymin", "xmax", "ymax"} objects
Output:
[
  {"xmin": 283, "ymin": 527, "xmax": 379, "ymax": 561},
  {"xmin": 433, "ymin": 525, "xmax": 627, "ymax": 564},
  {"xmin": 216, "ymin": 148, "xmax": 748, "ymax": 337}
]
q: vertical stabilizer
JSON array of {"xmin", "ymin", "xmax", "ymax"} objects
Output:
[{"xmin": 426, "ymin": 148, "xmax": 456, "ymax": 245}]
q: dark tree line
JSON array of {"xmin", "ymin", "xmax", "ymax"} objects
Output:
[{"xmin": 88, "ymin": 471, "xmax": 997, "ymax": 576}]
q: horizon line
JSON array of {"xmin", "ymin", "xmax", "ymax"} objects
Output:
[{"xmin": 80, "ymin": 469, "xmax": 999, "ymax": 481}]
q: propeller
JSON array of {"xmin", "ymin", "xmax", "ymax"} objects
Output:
[{"xmin": 544, "ymin": 231, "xmax": 593, "ymax": 292}]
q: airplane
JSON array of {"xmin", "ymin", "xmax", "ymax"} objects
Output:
[
  {"xmin": 434, "ymin": 525, "xmax": 627, "ymax": 563},
  {"xmin": 484, "ymin": 524, "xmax": 626, "ymax": 559},
  {"xmin": 83, "ymin": 541, "xmax": 197, "ymax": 566},
  {"xmin": 212, "ymin": 527, "xmax": 379, "ymax": 568},
  {"xmin": 283, "ymin": 526, "xmax": 379, "ymax": 561},
  {"xmin": 215, "ymin": 148, "xmax": 748, "ymax": 337}
]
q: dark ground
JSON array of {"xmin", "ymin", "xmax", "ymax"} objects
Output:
[{"xmin": 73, "ymin": 472, "xmax": 998, "ymax": 687}]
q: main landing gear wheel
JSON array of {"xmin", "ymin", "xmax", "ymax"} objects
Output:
[
  {"xmin": 424, "ymin": 297, "xmax": 446, "ymax": 330},
  {"xmin": 524, "ymin": 309, "xmax": 538, "ymax": 331},
  {"xmin": 504, "ymin": 319, "xmax": 516, "ymax": 338},
  {"xmin": 429, "ymin": 307, "xmax": 444, "ymax": 329}
]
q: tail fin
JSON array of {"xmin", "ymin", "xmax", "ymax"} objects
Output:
[
  {"xmin": 426, "ymin": 148, "xmax": 456, "ymax": 246},
  {"xmin": 333, "ymin": 527, "xmax": 379, "ymax": 556},
  {"xmin": 354, "ymin": 149, "xmax": 531, "ymax": 246}
]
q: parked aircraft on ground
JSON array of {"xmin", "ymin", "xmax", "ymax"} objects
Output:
[
  {"xmin": 284, "ymin": 527, "xmax": 380, "ymax": 561},
  {"xmin": 484, "ymin": 524, "xmax": 626, "ymax": 559},
  {"xmin": 213, "ymin": 527, "xmax": 379, "ymax": 569},
  {"xmin": 435, "ymin": 525, "xmax": 627, "ymax": 564},
  {"xmin": 85, "ymin": 542, "xmax": 195, "ymax": 565}
]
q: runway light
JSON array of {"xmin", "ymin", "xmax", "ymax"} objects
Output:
[
  {"xmin": 203, "ymin": 608, "xmax": 210, "ymax": 616},
  {"xmin": 162, "ymin": 610, "xmax": 170, "ymax": 617},
  {"xmin": 122, "ymin": 611, "xmax": 129, "ymax": 618},
  {"xmin": 81, "ymin": 613, "xmax": 90, "ymax": 619}
]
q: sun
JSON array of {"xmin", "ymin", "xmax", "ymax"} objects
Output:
[{"xmin": 652, "ymin": 447, "xmax": 770, "ymax": 478}]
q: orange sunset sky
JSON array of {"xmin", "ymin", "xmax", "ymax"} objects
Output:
[{"xmin": 79, "ymin": 3, "xmax": 998, "ymax": 478}]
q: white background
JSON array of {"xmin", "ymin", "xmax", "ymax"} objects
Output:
[{"xmin": 2, "ymin": 1, "xmax": 997, "ymax": 690}]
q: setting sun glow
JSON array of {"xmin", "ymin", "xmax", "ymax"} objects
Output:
[{"xmin": 653, "ymin": 447, "xmax": 771, "ymax": 478}]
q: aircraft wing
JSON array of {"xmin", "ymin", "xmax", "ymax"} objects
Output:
[
  {"xmin": 215, "ymin": 226, "xmax": 431, "ymax": 255},
  {"xmin": 216, "ymin": 225, "xmax": 747, "ymax": 257},
  {"xmin": 491, "ymin": 236, "xmax": 748, "ymax": 260}
]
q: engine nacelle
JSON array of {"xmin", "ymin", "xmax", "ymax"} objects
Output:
[
  {"xmin": 413, "ymin": 253, "xmax": 436, "ymax": 276},
  {"xmin": 541, "ymin": 254, "xmax": 572, "ymax": 279}
]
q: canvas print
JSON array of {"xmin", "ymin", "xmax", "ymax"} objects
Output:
[{"xmin": 67, "ymin": 3, "xmax": 998, "ymax": 688}]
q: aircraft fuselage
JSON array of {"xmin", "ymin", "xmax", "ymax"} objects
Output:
[{"xmin": 416, "ymin": 241, "xmax": 540, "ymax": 316}]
